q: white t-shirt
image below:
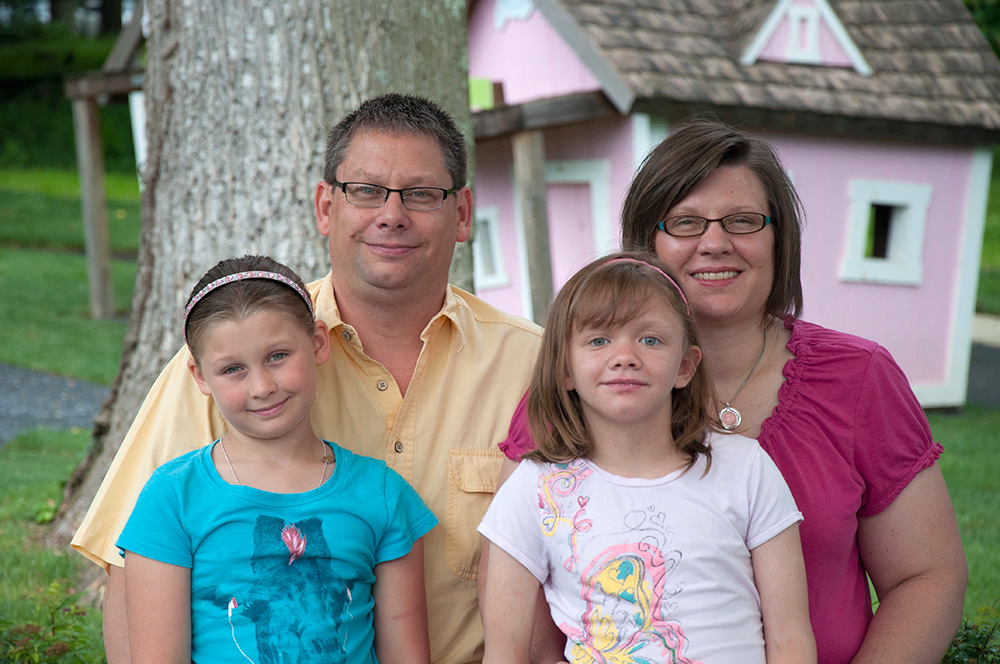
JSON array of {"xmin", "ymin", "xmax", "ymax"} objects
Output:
[{"xmin": 478, "ymin": 431, "xmax": 802, "ymax": 664}]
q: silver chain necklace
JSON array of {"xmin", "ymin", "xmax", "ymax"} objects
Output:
[
  {"xmin": 218, "ymin": 437, "xmax": 334, "ymax": 489},
  {"xmin": 718, "ymin": 329, "xmax": 767, "ymax": 431}
]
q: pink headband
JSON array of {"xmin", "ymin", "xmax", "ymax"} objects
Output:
[
  {"xmin": 603, "ymin": 257, "xmax": 690, "ymax": 316},
  {"xmin": 183, "ymin": 270, "xmax": 314, "ymax": 343}
]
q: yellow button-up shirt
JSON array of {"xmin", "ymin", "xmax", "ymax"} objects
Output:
[{"xmin": 72, "ymin": 273, "xmax": 542, "ymax": 664}]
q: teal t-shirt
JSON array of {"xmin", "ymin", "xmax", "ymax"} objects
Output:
[{"xmin": 117, "ymin": 440, "xmax": 437, "ymax": 664}]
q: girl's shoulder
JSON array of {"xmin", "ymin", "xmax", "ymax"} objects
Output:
[
  {"xmin": 702, "ymin": 431, "xmax": 771, "ymax": 474},
  {"xmin": 149, "ymin": 441, "xmax": 215, "ymax": 480},
  {"xmin": 506, "ymin": 456, "xmax": 589, "ymax": 487}
]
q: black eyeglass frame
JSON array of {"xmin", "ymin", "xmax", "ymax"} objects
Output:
[
  {"xmin": 656, "ymin": 213, "xmax": 773, "ymax": 237},
  {"xmin": 330, "ymin": 180, "xmax": 459, "ymax": 211}
]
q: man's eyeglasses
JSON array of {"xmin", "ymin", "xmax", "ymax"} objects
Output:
[
  {"xmin": 331, "ymin": 181, "xmax": 458, "ymax": 211},
  {"xmin": 657, "ymin": 213, "xmax": 773, "ymax": 237}
]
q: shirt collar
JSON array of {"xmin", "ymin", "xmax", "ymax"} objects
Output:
[{"xmin": 309, "ymin": 272, "xmax": 468, "ymax": 350}]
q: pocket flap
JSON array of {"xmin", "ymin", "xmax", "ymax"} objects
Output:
[{"xmin": 448, "ymin": 449, "xmax": 503, "ymax": 494}]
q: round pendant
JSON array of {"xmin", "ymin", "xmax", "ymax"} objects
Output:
[{"xmin": 719, "ymin": 406, "xmax": 742, "ymax": 431}]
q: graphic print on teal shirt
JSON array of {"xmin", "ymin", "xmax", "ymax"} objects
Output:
[
  {"xmin": 221, "ymin": 515, "xmax": 351, "ymax": 663},
  {"xmin": 537, "ymin": 461, "xmax": 703, "ymax": 664}
]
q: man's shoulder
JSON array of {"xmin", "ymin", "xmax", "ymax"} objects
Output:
[{"xmin": 447, "ymin": 285, "xmax": 543, "ymax": 338}]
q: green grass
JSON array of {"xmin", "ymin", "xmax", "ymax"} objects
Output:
[
  {"xmin": 930, "ymin": 405, "xmax": 1000, "ymax": 616},
  {"xmin": 0, "ymin": 168, "xmax": 141, "ymax": 254},
  {"xmin": 0, "ymin": 167, "xmax": 138, "ymax": 385},
  {"xmin": 0, "ymin": 428, "xmax": 105, "ymax": 663},
  {"xmin": 978, "ymin": 154, "xmax": 1000, "ymax": 315},
  {"xmin": 0, "ymin": 28, "xmax": 118, "ymax": 81},
  {"xmin": 0, "ymin": 248, "xmax": 134, "ymax": 385}
]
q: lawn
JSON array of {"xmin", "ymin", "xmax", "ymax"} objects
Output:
[
  {"xmin": 0, "ymin": 168, "xmax": 138, "ymax": 385},
  {"xmin": 929, "ymin": 406, "xmax": 1000, "ymax": 617},
  {"xmin": 978, "ymin": 150, "xmax": 1000, "ymax": 315}
]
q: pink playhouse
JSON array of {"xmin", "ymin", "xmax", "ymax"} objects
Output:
[{"xmin": 467, "ymin": 0, "xmax": 1000, "ymax": 407}]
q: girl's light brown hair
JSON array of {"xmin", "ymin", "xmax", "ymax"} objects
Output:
[
  {"xmin": 184, "ymin": 255, "xmax": 314, "ymax": 364},
  {"xmin": 526, "ymin": 252, "xmax": 718, "ymax": 470}
]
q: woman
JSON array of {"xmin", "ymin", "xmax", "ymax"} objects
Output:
[{"xmin": 496, "ymin": 121, "xmax": 967, "ymax": 664}]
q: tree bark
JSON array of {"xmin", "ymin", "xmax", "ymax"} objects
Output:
[{"xmin": 47, "ymin": 0, "xmax": 472, "ymax": 555}]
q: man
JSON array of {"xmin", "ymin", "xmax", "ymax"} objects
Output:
[{"xmin": 73, "ymin": 93, "xmax": 543, "ymax": 664}]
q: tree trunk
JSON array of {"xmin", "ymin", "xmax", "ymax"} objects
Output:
[{"xmin": 47, "ymin": 0, "xmax": 471, "ymax": 556}]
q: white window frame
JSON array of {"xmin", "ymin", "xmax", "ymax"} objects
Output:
[
  {"xmin": 840, "ymin": 179, "xmax": 932, "ymax": 286},
  {"xmin": 473, "ymin": 206, "xmax": 508, "ymax": 289},
  {"xmin": 787, "ymin": 6, "xmax": 821, "ymax": 64}
]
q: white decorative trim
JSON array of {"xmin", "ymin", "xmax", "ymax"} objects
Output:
[
  {"xmin": 473, "ymin": 206, "xmax": 509, "ymax": 290},
  {"xmin": 545, "ymin": 160, "xmax": 614, "ymax": 254},
  {"xmin": 916, "ymin": 147, "xmax": 994, "ymax": 407},
  {"xmin": 631, "ymin": 113, "xmax": 653, "ymax": 175},
  {"xmin": 494, "ymin": 0, "xmax": 535, "ymax": 29},
  {"xmin": 840, "ymin": 179, "xmax": 932, "ymax": 286},
  {"xmin": 786, "ymin": 5, "xmax": 821, "ymax": 64},
  {"xmin": 740, "ymin": 0, "xmax": 872, "ymax": 76},
  {"xmin": 514, "ymin": 158, "xmax": 613, "ymax": 320}
]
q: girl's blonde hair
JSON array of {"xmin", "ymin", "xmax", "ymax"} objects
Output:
[{"xmin": 526, "ymin": 252, "xmax": 718, "ymax": 470}]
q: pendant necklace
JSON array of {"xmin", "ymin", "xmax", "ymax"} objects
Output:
[
  {"xmin": 218, "ymin": 437, "xmax": 334, "ymax": 489},
  {"xmin": 718, "ymin": 329, "xmax": 767, "ymax": 431}
]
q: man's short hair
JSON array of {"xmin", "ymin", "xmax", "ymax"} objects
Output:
[{"xmin": 323, "ymin": 93, "xmax": 468, "ymax": 190}]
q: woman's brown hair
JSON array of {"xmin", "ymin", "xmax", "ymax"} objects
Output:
[{"xmin": 621, "ymin": 120, "xmax": 804, "ymax": 321}]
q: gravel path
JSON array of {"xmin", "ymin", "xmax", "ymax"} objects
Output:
[{"xmin": 0, "ymin": 363, "xmax": 109, "ymax": 446}]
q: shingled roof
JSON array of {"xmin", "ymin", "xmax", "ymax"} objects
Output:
[{"xmin": 533, "ymin": 0, "xmax": 1000, "ymax": 143}]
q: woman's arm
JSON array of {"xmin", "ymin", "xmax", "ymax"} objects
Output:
[
  {"xmin": 481, "ymin": 541, "xmax": 545, "ymax": 664},
  {"xmin": 123, "ymin": 551, "xmax": 191, "ymax": 664},
  {"xmin": 751, "ymin": 524, "xmax": 817, "ymax": 664},
  {"xmin": 852, "ymin": 463, "xmax": 967, "ymax": 664},
  {"xmin": 373, "ymin": 539, "xmax": 431, "ymax": 664}
]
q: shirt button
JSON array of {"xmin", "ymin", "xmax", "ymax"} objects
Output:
[
  {"xmin": 394, "ymin": 441, "xmax": 404, "ymax": 453},
  {"xmin": 377, "ymin": 380, "xmax": 388, "ymax": 391},
  {"xmin": 341, "ymin": 330, "xmax": 351, "ymax": 341}
]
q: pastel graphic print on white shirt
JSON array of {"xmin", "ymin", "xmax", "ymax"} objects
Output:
[
  {"xmin": 479, "ymin": 432, "xmax": 803, "ymax": 664},
  {"xmin": 537, "ymin": 460, "xmax": 700, "ymax": 664}
]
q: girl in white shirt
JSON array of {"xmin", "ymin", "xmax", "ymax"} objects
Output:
[{"xmin": 478, "ymin": 252, "xmax": 815, "ymax": 664}]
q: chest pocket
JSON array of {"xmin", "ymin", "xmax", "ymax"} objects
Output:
[{"xmin": 445, "ymin": 449, "xmax": 504, "ymax": 580}]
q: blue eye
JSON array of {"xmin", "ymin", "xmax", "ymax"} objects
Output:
[
  {"xmin": 222, "ymin": 365, "xmax": 243, "ymax": 375},
  {"xmin": 640, "ymin": 337, "xmax": 660, "ymax": 347},
  {"xmin": 269, "ymin": 351, "xmax": 288, "ymax": 362},
  {"xmin": 588, "ymin": 338, "xmax": 609, "ymax": 347}
]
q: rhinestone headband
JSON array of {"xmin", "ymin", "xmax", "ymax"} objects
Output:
[
  {"xmin": 183, "ymin": 270, "xmax": 314, "ymax": 343},
  {"xmin": 603, "ymin": 257, "xmax": 690, "ymax": 317}
]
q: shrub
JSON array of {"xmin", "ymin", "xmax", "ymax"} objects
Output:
[
  {"xmin": 942, "ymin": 609, "xmax": 1000, "ymax": 664},
  {"xmin": 0, "ymin": 581, "xmax": 106, "ymax": 664}
]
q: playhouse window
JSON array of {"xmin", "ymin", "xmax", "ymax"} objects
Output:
[
  {"xmin": 865, "ymin": 204, "xmax": 893, "ymax": 259},
  {"xmin": 840, "ymin": 179, "xmax": 932, "ymax": 286},
  {"xmin": 787, "ymin": 6, "xmax": 821, "ymax": 63},
  {"xmin": 474, "ymin": 206, "xmax": 508, "ymax": 289}
]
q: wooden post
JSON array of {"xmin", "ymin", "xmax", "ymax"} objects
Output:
[
  {"xmin": 512, "ymin": 129, "xmax": 553, "ymax": 323},
  {"xmin": 71, "ymin": 97, "xmax": 115, "ymax": 319}
]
